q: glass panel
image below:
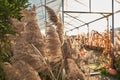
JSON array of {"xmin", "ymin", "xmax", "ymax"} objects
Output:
[
  {"xmin": 29, "ymin": 0, "xmax": 62, "ymax": 32},
  {"xmin": 64, "ymin": 0, "xmax": 89, "ymax": 11},
  {"xmin": 91, "ymin": 0, "xmax": 112, "ymax": 12}
]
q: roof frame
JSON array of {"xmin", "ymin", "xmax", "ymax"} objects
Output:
[
  {"xmin": 64, "ymin": 11, "xmax": 112, "ymax": 14},
  {"xmin": 65, "ymin": 13, "xmax": 112, "ymax": 32},
  {"xmin": 62, "ymin": 0, "xmax": 117, "ymax": 43}
]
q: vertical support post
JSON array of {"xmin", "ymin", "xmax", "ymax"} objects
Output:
[
  {"xmin": 45, "ymin": 0, "xmax": 46, "ymax": 22},
  {"xmin": 89, "ymin": 0, "xmax": 91, "ymax": 12},
  {"xmin": 87, "ymin": 25, "xmax": 90, "ymax": 45},
  {"xmin": 112, "ymin": 0, "xmax": 114, "ymax": 44},
  {"xmin": 45, "ymin": 0, "xmax": 47, "ymax": 35},
  {"xmin": 106, "ymin": 17, "xmax": 109, "ymax": 35},
  {"xmin": 62, "ymin": 0, "xmax": 64, "ymax": 24},
  {"xmin": 111, "ymin": 0, "xmax": 116, "ymax": 69}
]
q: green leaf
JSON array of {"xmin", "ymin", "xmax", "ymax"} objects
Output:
[{"xmin": 0, "ymin": 0, "xmax": 29, "ymax": 79}]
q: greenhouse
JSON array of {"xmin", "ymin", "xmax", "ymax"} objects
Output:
[{"xmin": 0, "ymin": 0, "xmax": 120, "ymax": 80}]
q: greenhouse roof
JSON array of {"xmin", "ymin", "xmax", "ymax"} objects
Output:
[
  {"xmin": 29, "ymin": 0, "xmax": 62, "ymax": 31},
  {"xmin": 29, "ymin": 0, "xmax": 120, "ymax": 35},
  {"xmin": 63, "ymin": 0, "xmax": 120, "ymax": 35}
]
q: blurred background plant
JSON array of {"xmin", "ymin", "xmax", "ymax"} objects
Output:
[{"xmin": 0, "ymin": 0, "xmax": 29, "ymax": 79}]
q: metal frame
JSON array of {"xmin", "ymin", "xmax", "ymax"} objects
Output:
[
  {"xmin": 62, "ymin": 0, "xmax": 119, "ymax": 44},
  {"xmin": 112, "ymin": 0, "xmax": 114, "ymax": 44},
  {"xmin": 64, "ymin": 11, "xmax": 112, "ymax": 14},
  {"xmin": 65, "ymin": 13, "xmax": 112, "ymax": 32}
]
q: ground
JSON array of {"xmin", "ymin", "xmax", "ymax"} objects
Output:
[{"xmin": 76, "ymin": 49, "xmax": 117, "ymax": 80}]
